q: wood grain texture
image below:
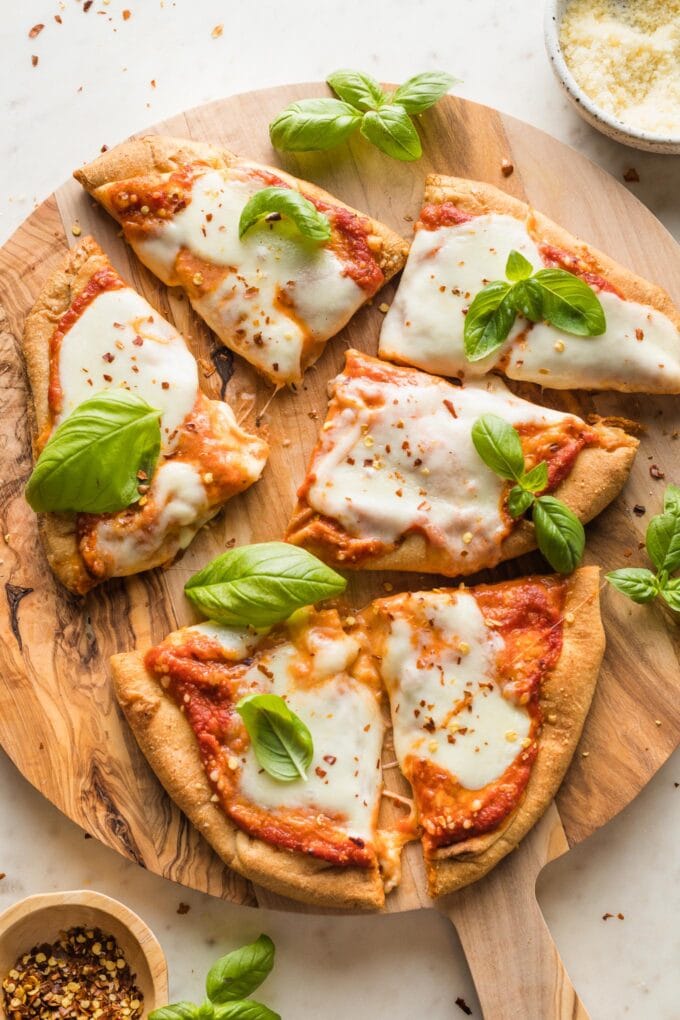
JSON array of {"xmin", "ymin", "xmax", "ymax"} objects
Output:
[{"xmin": 0, "ymin": 88, "xmax": 678, "ymax": 936}]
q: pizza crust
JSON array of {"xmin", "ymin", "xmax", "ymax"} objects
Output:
[
  {"xmin": 110, "ymin": 651, "xmax": 385, "ymax": 911},
  {"xmin": 74, "ymin": 135, "xmax": 409, "ymax": 281},
  {"xmin": 287, "ymin": 422, "xmax": 638, "ymax": 576},
  {"xmin": 424, "ymin": 174, "xmax": 680, "ymax": 337},
  {"xmin": 424, "ymin": 565, "xmax": 605, "ymax": 897}
]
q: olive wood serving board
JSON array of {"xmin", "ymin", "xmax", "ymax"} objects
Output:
[{"xmin": 0, "ymin": 85, "xmax": 679, "ymax": 1020}]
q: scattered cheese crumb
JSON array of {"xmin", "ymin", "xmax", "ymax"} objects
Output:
[
  {"xmin": 71, "ymin": 222, "xmax": 82, "ymax": 237},
  {"xmin": 378, "ymin": 303, "xmax": 390, "ymax": 313}
]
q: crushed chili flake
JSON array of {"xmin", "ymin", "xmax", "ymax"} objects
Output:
[
  {"xmin": 212, "ymin": 23, "xmax": 224, "ymax": 37},
  {"xmin": 122, "ymin": 9, "xmax": 131, "ymax": 19},
  {"xmin": 83, "ymin": 0, "xmax": 93, "ymax": 11},
  {"xmin": 633, "ymin": 504, "xmax": 646, "ymax": 516},
  {"xmin": 623, "ymin": 167, "xmax": 640, "ymax": 183},
  {"xmin": 1, "ymin": 926, "xmax": 143, "ymax": 1019},
  {"xmin": 54, "ymin": 14, "xmax": 62, "ymax": 24},
  {"xmin": 455, "ymin": 996, "xmax": 473, "ymax": 1015},
  {"xmin": 650, "ymin": 464, "xmax": 665, "ymax": 480},
  {"xmin": 28, "ymin": 24, "xmax": 44, "ymax": 38},
  {"xmin": 31, "ymin": 55, "xmax": 38, "ymax": 67},
  {"xmin": 176, "ymin": 902, "xmax": 191, "ymax": 915},
  {"xmin": 500, "ymin": 158, "xmax": 514, "ymax": 177}
]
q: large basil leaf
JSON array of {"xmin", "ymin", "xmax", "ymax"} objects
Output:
[
  {"xmin": 646, "ymin": 510, "xmax": 680, "ymax": 574},
  {"xmin": 327, "ymin": 69, "xmax": 384, "ymax": 111},
  {"xmin": 463, "ymin": 281, "xmax": 515, "ymax": 361},
  {"xmin": 391, "ymin": 71, "xmax": 458, "ymax": 113},
  {"xmin": 471, "ymin": 414, "xmax": 525, "ymax": 481},
  {"xmin": 269, "ymin": 98, "xmax": 361, "ymax": 151},
  {"xmin": 532, "ymin": 496, "xmax": 585, "ymax": 573},
  {"xmin": 213, "ymin": 1004, "xmax": 280, "ymax": 1020},
  {"xmin": 184, "ymin": 542, "xmax": 346, "ymax": 628},
  {"xmin": 206, "ymin": 936, "xmax": 275, "ymax": 1005},
  {"xmin": 149, "ymin": 1004, "xmax": 198, "ymax": 1020},
  {"xmin": 25, "ymin": 390, "xmax": 161, "ymax": 514},
  {"xmin": 606, "ymin": 568, "xmax": 659, "ymax": 604},
  {"xmin": 507, "ymin": 486, "xmax": 534, "ymax": 519},
  {"xmin": 532, "ymin": 269, "xmax": 606, "ymax": 336},
  {"xmin": 360, "ymin": 105, "xmax": 422, "ymax": 161},
  {"xmin": 238, "ymin": 187, "xmax": 330, "ymax": 242},
  {"xmin": 236, "ymin": 694, "xmax": 313, "ymax": 782}
]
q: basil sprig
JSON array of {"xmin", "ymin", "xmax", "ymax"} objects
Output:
[
  {"xmin": 607, "ymin": 485, "xmax": 680, "ymax": 611},
  {"xmin": 25, "ymin": 390, "xmax": 161, "ymax": 514},
  {"xmin": 239, "ymin": 186, "xmax": 330, "ymax": 242},
  {"xmin": 269, "ymin": 69, "xmax": 458, "ymax": 162},
  {"xmin": 464, "ymin": 250, "xmax": 607, "ymax": 362},
  {"xmin": 149, "ymin": 936, "xmax": 278, "ymax": 1020},
  {"xmin": 471, "ymin": 413, "xmax": 585, "ymax": 573},
  {"xmin": 237, "ymin": 693, "xmax": 314, "ymax": 782},
  {"xmin": 184, "ymin": 542, "xmax": 346, "ymax": 628}
]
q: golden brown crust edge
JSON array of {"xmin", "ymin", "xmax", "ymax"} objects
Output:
[
  {"xmin": 424, "ymin": 173, "xmax": 680, "ymax": 331},
  {"xmin": 287, "ymin": 424, "xmax": 639, "ymax": 577},
  {"xmin": 22, "ymin": 237, "xmax": 113, "ymax": 595},
  {"xmin": 426, "ymin": 564, "xmax": 605, "ymax": 897},
  {"xmin": 75, "ymin": 135, "xmax": 409, "ymax": 280},
  {"xmin": 110, "ymin": 651, "xmax": 385, "ymax": 912}
]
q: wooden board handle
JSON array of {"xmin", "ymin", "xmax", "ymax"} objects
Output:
[{"xmin": 438, "ymin": 804, "xmax": 590, "ymax": 1020}]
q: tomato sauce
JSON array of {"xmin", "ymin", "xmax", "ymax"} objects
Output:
[{"xmin": 418, "ymin": 202, "xmax": 473, "ymax": 229}]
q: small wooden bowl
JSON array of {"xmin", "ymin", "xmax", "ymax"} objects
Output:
[{"xmin": 0, "ymin": 890, "xmax": 168, "ymax": 1018}]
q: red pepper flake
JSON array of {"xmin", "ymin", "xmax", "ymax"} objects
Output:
[
  {"xmin": 103, "ymin": 374, "xmax": 113, "ymax": 383},
  {"xmin": 150, "ymin": 79, "xmax": 157, "ymax": 88},
  {"xmin": 212, "ymin": 23, "xmax": 224, "ymax": 38},
  {"xmin": 132, "ymin": 335, "xmax": 143, "ymax": 346},
  {"xmin": 501, "ymin": 158, "xmax": 514, "ymax": 177},
  {"xmin": 123, "ymin": 9, "xmax": 132, "ymax": 19},
  {"xmin": 161, "ymin": 381, "xmax": 170, "ymax": 390},
  {"xmin": 323, "ymin": 755, "xmax": 336, "ymax": 765},
  {"xmin": 177, "ymin": 902, "xmax": 191, "ymax": 915},
  {"xmin": 83, "ymin": 0, "xmax": 93, "ymax": 11},
  {"xmin": 455, "ymin": 998, "xmax": 473, "ymax": 1015},
  {"xmin": 635, "ymin": 328, "xmax": 644, "ymax": 340},
  {"xmin": 54, "ymin": 14, "xmax": 62, "ymax": 24},
  {"xmin": 633, "ymin": 504, "xmax": 646, "ymax": 516},
  {"xmin": 28, "ymin": 23, "xmax": 45, "ymax": 38},
  {"xmin": 602, "ymin": 911, "xmax": 625, "ymax": 921},
  {"xmin": 31, "ymin": 54, "xmax": 38, "ymax": 67},
  {"xmin": 101, "ymin": 143, "xmax": 109, "ymax": 152},
  {"xmin": 102, "ymin": 352, "xmax": 114, "ymax": 363},
  {"xmin": 315, "ymin": 766, "xmax": 327, "ymax": 778},
  {"xmin": 650, "ymin": 464, "xmax": 665, "ymax": 480},
  {"xmin": 443, "ymin": 398, "xmax": 457, "ymax": 418},
  {"xmin": 623, "ymin": 167, "xmax": 640, "ymax": 183}
]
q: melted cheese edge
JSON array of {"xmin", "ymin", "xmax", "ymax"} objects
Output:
[
  {"xmin": 306, "ymin": 366, "xmax": 575, "ymax": 573},
  {"xmin": 379, "ymin": 591, "xmax": 530, "ymax": 790},
  {"xmin": 129, "ymin": 167, "xmax": 365, "ymax": 385},
  {"xmin": 194, "ymin": 620, "xmax": 384, "ymax": 843},
  {"xmin": 379, "ymin": 213, "xmax": 680, "ymax": 390}
]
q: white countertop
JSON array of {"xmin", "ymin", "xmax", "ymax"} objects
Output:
[{"xmin": 1, "ymin": 2, "xmax": 679, "ymax": 1018}]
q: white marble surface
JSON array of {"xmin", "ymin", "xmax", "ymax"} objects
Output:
[{"xmin": 1, "ymin": 2, "xmax": 679, "ymax": 1018}]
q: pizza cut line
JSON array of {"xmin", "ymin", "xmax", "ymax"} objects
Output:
[
  {"xmin": 286, "ymin": 349, "xmax": 638, "ymax": 576},
  {"xmin": 379, "ymin": 174, "xmax": 680, "ymax": 392},
  {"xmin": 74, "ymin": 136, "xmax": 409, "ymax": 388},
  {"xmin": 111, "ymin": 566, "xmax": 605, "ymax": 907},
  {"xmin": 23, "ymin": 237, "xmax": 269, "ymax": 595}
]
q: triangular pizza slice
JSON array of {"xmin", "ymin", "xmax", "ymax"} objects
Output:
[
  {"xmin": 23, "ymin": 238, "xmax": 268, "ymax": 594},
  {"xmin": 74, "ymin": 136, "xmax": 408, "ymax": 388},
  {"xmin": 286, "ymin": 350, "xmax": 638, "ymax": 576},
  {"xmin": 379, "ymin": 174, "xmax": 680, "ymax": 392},
  {"xmin": 365, "ymin": 567, "xmax": 604, "ymax": 897}
]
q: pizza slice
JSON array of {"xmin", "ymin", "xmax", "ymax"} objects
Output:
[
  {"xmin": 23, "ymin": 238, "xmax": 268, "ymax": 594},
  {"xmin": 111, "ymin": 606, "xmax": 388, "ymax": 910},
  {"xmin": 286, "ymin": 350, "xmax": 638, "ymax": 576},
  {"xmin": 365, "ymin": 567, "xmax": 604, "ymax": 896},
  {"xmin": 379, "ymin": 174, "xmax": 680, "ymax": 392},
  {"xmin": 74, "ymin": 136, "xmax": 409, "ymax": 388}
]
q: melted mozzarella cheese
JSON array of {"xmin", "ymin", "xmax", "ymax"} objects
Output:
[
  {"xmin": 200, "ymin": 627, "xmax": 382, "ymax": 842},
  {"xmin": 306, "ymin": 363, "xmax": 575, "ymax": 573},
  {"xmin": 58, "ymin": 286, "xmax": 198, "ymax": 447},
  {"xmin": 132, "ymin": 167, "xmax": 365, "ymax": 385},
  {"xmin": 379, "ymin": 591, "xmax": 530, "ymax": 790},
  {"xmin": 379, "ymin": 213, "xmax": 680, "ymax": 391}
]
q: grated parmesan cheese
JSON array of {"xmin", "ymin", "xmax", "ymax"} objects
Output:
[{"xmin": 560, "ymin": 0, "xmax": 680, "ymax": 136}]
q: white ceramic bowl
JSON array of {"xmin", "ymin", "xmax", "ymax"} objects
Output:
[
  {"xmin": 544, "ymin": 0, "xmax": 680, "ymax": 154},
  {"xmin": 0, "ymin": 890, "xmax": 169, "ymax": 1018}
]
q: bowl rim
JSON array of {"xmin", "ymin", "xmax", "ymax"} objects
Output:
[
  {"xmin": 543, "ymin": 0, "xmax": 680, "ymax": 147},
  {"xmin": 0, "ymin": 889, "xmax": 168, "ymax": 1009}
]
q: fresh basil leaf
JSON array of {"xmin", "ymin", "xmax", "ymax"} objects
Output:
[
  {"xmin": 646, "ymin": 511, "xmax": 680, "ymax": 574},
  {"xmin": 327, "ymin": 69, "xmax": 385, "ymax": 111},
  {"xmin": 236, "ymin": 693, "xmax": 313, "ymax": 782},
  {"xmin": 185, "ymin": 542, "xmax": 346, "ymax": 628},
  {"xmin": 521, "ymin": 461, "xmax": 549, "ymax": 494},
  {"xmin": 206, "ymin": 935, "xmax": 275, "ymax": 1004},
  {"xmin": 532, "ymin": 496, "xmax": 585, "ymax": 573},
  {"xmin": 238, "ymin": 187, "xmax": 330, "ymax": 242},
  {"xmin": 360, "ymin": 105, "xmax": 422, "ymax": 161},
  {"xmin": 505, "ymin": 250, "xmax": 533, "ymax": 283},
  {"xmin": 664, "ymin": 484, "xmax": 680, "ymax": 516},
  {"xmin": 507, "ymin": 485, "xmax": 534, "ymax": 519},
  {"xmin": 269, "ymin": 98, "xmax": 361, "ymax": 152},
  {"xmin": 510, "ymin": 278, "xmax": 544, "ymax": 323},
  {"xmin": 606, "ymin": 568, "xmax": 660, "ymax": 604},
  {"xmin": 391, "ymin": 71, "xmax": 459, "ymax": 113},
  {"xmin": 463, "ymin": 281, "xmax": 516, "ymax": 361},
  {"xmin": 471, "ymin": 414, "xmax": 525, "ymax": 481},
  {"xmin": 213, "ymin": 1003, "xmax": 280, "ymax": 1020},
  {"xmin": 660, "ymin": 578, "xmax": 680, "ymax": 612},
  {"xmin": 25, "ymin": 390, "xmax": 161, "ymax": 514},
  {"xmin": 149, "ymin": 1004, "xmax": 199, "ymax": 1020},
  {"xmin": 531, "ymin": 269, "xmax": 606, "ymax": 336}
]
